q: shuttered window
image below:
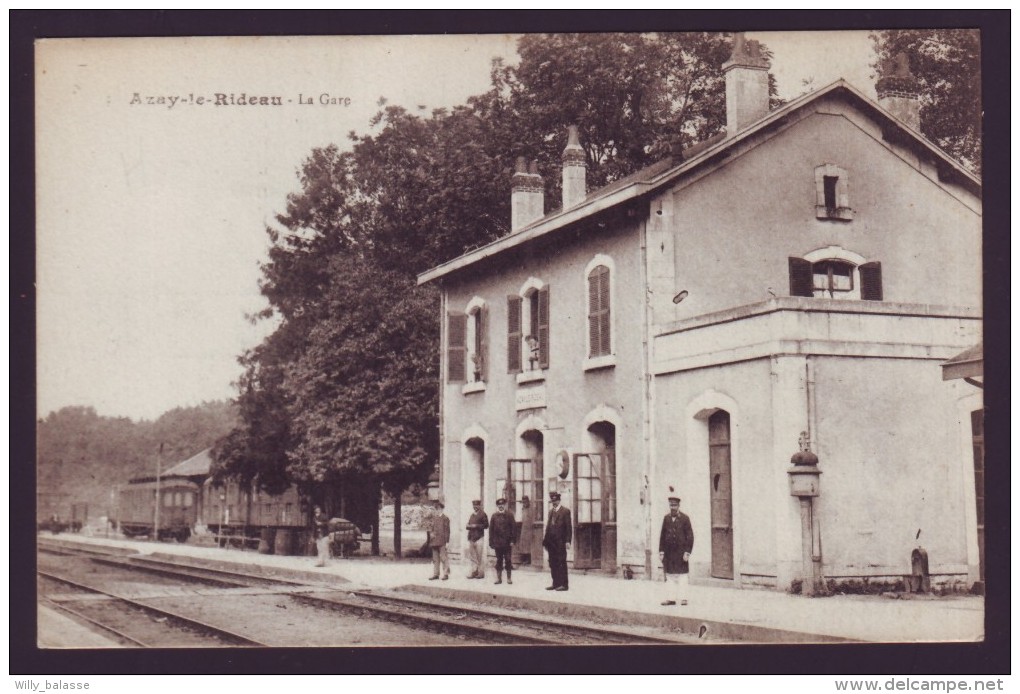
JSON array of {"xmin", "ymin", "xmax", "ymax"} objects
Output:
[
  {"xmin": 789, "ymin": 257, "xmax": 814, "ymax": 297},
  {"xmin": 474, "ymin": 307, "xmax": 489, "ymax": 381},
  {"xmin": 588, "ymin": 265, "xmax": 611, "ymax": 357},
  {"xmin": 537, "ymin": 286, "xmax": 550, "ymax": 368},
  {"xmin": 790, "ymin": 255, "xmax": 884, "ymax": 301},
  {"xmin": 859, "ymin": 261, "xmax": 883, "ymax": 301},
  {"xmin": 507, "ymin": 296, "xmax": 522, "ymax": 373},
  {"xmin": 447, "ymin": 312, "xmax": 467, "ymax": 383}
]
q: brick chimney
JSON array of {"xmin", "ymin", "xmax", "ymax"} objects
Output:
[
  {"xmin": 561, "ymin": 125, "xmax": 587, "ymax": 209},
  {"xmin": 722, "ymin": 32, "xmax": 771, "ymax": 137},
  {"xmin": 876, "ymin": 53, "xmax": 921, "ymax": 131},
  {"xmin": 511, "ymin": 156, "xmax": 544, "ymax": 231}
]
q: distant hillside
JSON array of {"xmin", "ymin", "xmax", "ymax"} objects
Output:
[{"xmin": 37, "ymin": 401, "xmax": 238, "ymax": 522}]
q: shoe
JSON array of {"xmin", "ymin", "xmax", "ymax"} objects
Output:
[
  {"xmin": 661, "ymin": 600, "xmax": 676, "ymax": 606},
  {"xmin": 429, "ymin": 576, "xmax": 439, "ymax": 580},
  {"xmin": 494, "ymin": 579, "xmax": 502, "ymax": 584},
  {"xmin": 441, "ymin": 576, "xmax": 449, "ymax": 581},
  {"xmin": 680, "ymin": 600, "xmax": 688, "ymax": 606},
  {"xmin": 554, "ymin": 586, "xmax": 568, "ymax": 591},
  {"xmin": 546, "ymin": 586, "xmax": 557, "ymax": 590},
  {"xmin": 507, "ymin": 578, "xmax": 513, "ymax": 585}
]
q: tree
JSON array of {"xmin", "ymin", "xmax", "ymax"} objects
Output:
[
  {"xmin": 217, "ymin": 31, "xmax": 778, "ymax": 555},
  {"xmin": 471, "ymin": 32, "xmax": 777, "ymax": 200},
  {"xmin": 871, "ymin": 29, "xmax": 981, "ymax": 172}
]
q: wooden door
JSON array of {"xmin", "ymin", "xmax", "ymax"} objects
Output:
[
  {"xmin": 507, "ymin": 457, "xmax": 544, "ymax": 567},
  {"xmin": 571, "ymin": 452, "xmax": 617, "ymax": 571},
  {"xmin": 709, "ymin": 411, "xmax": 734, "ymax": 579}
]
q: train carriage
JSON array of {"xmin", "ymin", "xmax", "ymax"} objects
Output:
[{"xmin": 118, "ymin": 477, "xmax": 199, "ymax": 542}]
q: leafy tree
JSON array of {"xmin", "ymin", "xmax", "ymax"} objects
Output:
[
  {"xmin": 472, "ymin": 32, "xmax": 778, "ymax": 201},
  {"xmin": 870, "ymin": 29, "xmax": 981, "ymax": 172},
  {"xmin": 218, "ymin": 31, "xmax": 780, "ymax": 554}
]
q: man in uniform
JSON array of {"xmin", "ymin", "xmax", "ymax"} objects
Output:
[
  {"xmin": 542, "ymin": 491, "xmax": 572, "ymax": 591},
  {"xmin": 489, "ymin": 497, "xmax": 516, "ymax": 585},
  {"xmin": 428, "ymin": 498, "xmax": 450, "ymax": 580},
  {"xmin": 465, "ymin": 500, "xmax": 489, "ymax": 579},
  {"xmin": 658, "ymin": 488, "xmax": 694, "ymax": 606}
]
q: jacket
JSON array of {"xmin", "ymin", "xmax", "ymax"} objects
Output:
[
  {"xmin": 543, "ymin": 505, "xmax": 572, "ymax": 548},
  {"xmin": 488, "ymin": 509, "xmax": 517, "ymax": 549},
  {"xmin": 466, "ymin": 510, "xmax": 489, "ymax": 542},
  {"xmin": 429, "ymin": 513, "xmax": 450, "ymax": 547},
  {"xmin": 659, "ymin": 511, "xmax": 694, "ymax": 574}
]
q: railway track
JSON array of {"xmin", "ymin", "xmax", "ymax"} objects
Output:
[
  {"xmin": 38, "ymin": 570, "xmax": 269, "ymax": 647},
  {"xmin": 294, "ymin": 589, "xmax": 698, "ymax": 645},
  {"xmin": 38, "ymin": 540, "xmax": 701, "ymax": 646}
]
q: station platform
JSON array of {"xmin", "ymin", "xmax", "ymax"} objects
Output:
[{"xmin": 39, "ymin": 533, "xmax": 983, "ymax": 644}]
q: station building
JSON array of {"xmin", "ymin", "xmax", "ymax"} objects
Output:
[{"xmin": 417, "ymin": 38, "xmax": 983, "ymax": 591}]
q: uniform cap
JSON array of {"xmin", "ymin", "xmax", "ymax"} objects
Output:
[
  {"xmin": 667, "ymin": 485, "xmax": 681, "ymax": 502},
  {"xmin": 472, "ymin": 499, "xmax": 481, "ymax": 505},
  {"xmin": 496, "ymin": 498, "xmax": 507, "ymax": 506},
  {"xmin": 549, "ymin": 492, "xmax": 561, "ymax": 501}
]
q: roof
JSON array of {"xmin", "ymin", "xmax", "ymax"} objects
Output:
[
  {"xmin": 418, "ymin": 80, "xmax": 980, "ymax": 286},
  {"xmin": 941, "ymin": 343, "xmax": 983, "ymax": 381},
  {"xmin": 163, "ymin": 448, "xmax": 213, "ymax": 477}
]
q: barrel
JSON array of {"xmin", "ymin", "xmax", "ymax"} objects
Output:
[
  {"xmin": 275, "ymin": 528, "xmax": 295, "ymax": 556},
  {"xmin": 258, "ymin": 527, "xmax": 276, "ymax": 554}
]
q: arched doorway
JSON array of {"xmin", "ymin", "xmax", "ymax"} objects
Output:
[
  {"xmin": 507, "ymin": 429, "xmax": 544, "ymax": 568},
  {"xmin": 573, "ymin": 420, "xmax": 617, "ymax": 571}
]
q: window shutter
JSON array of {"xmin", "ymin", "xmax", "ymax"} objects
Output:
[
  {"xmin": 507, "ymin": 295, "xmax": 522, "ymax": 373},
  {"xmin": 479, "ymin": 306, "xmax": 489, "ymax": 381},
  {"xmin": 537, "ymin": 286, "xmax": 550, "ymax": 369},
  {"xmin": 859, "ymin": 261, "xmax": 883, "ymax": 301},
  {"xmin": 788, "ymin": 257, "xmax": 813, "ymax": 297},
  {"xmin": 447, "ymin": 312, "xmax": 467, "ymax": 383},
  {"xmin": 588, "ymin": 266, "xmax": 611, "ymax": 357}
]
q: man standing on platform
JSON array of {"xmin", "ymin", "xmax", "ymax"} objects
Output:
[
  {"xmin": 465, "ymin": 499, "xmax": 489, "ymax": 579},
  {"xmin": 428, "ymin": 498, "xmax": 450, "ymax": 580},
  {"xmin": 543, "ymin": 491, "xmax": 572, "ymax": 591},
  {"xmin": 659, "ymin": 488, "xmax": 694, "ymax": 606},
  {"xmin": 489, "ymin": 497, "xmax": 516, "ymax": 585}
]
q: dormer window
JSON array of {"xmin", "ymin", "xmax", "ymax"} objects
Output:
[{"xmin": 815, "ymin": 164, "xmax": 853, "ymax": 221}]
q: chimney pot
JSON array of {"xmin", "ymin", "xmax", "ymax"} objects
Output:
[
  {"xmin": 561, "ymin": 125, "xmax": 587, "ymax": 209},
  {"xmin": 511, "ymin": 156, "xmax": 545, "ymax": 232},
  {"xmin": 876, "ymin": 52, "xmax": 921, "ymax": 130},
  {"xmin": 722, "ymin": 32, "xmax": 771, "ymax": 137}
]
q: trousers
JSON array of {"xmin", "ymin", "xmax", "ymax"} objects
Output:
[
  {"xmin": 665, "ymin": 572, "xmax": 690, "ymax": 603},
  {"xmin": 315, "ymin": 535, "xmax": 330, "ymax": 567},
  {"xmin": 494, "ymin": 547, "xmax": 512, "ymax": 576},
  {"xmin": 547, "ymin": 544, "xmax": 568, "ymax": 588},
  {"xmin": 467, "ymin": 539, "xmax": 485, "ymax": 577},
  {"xmin": 431, "ymin": 546, "xmax": 449, "ymax": 578}
]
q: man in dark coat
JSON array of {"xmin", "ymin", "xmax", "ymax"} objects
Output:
[
  {"xmin": 465, "ymin": 500, "xmax": 489, "ymax": 579},
  {"xmin": 658, "ymin": 489, "xmax": 694, "ymax": 605},
  {"xmin": 428, "ymin": 498, "xmax": 450, "ymax": 580},
  {"xmin": 489, "ymin": 498, "xmax": 516, "ymax": 585},
  {"xmin": 542, "ymin": 491, "xmax": 572, "ymax": 591}
]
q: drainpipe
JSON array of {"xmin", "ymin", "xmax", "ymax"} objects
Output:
[{"xmin": 639, "ymin": 216, "xmax": 654, "ymax": 579}]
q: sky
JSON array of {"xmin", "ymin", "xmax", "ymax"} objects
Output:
[{"xmin": 35, "ymin": 30, "xmax": 877, "ymax": 421}]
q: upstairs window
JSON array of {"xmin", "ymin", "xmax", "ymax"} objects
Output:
[
  {"xmin": 587, "ymin": 265, "xmax": 611, "ymax": 358},
  {"xmin": 815, "ymin": 164, "xmax": 853, "ymax": 221},
  {"xmin": 448, "ymin": 298, "xmax": 488, "ymax": 384},
  {"xmin": 790, "ymin": 252, "xmax": 883, "ymax": 301},
  {"xmin": 508, "ymin": 280, "xmax": 549, "ymax": 373}
]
